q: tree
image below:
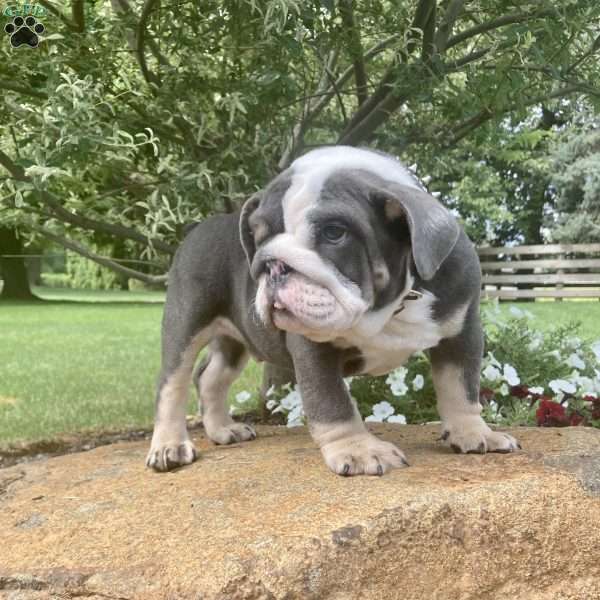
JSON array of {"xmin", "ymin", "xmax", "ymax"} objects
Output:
[
  {"xmin": 548, "ymin": 126, "xmax": 600, "ymax": 242},
  {"xmin": 0, "ymin": 227, "xmax": 36, "ymax": 300},
  {"xmin": 1, "ymin": 0, "xmax": 599, "ymax": 275}
]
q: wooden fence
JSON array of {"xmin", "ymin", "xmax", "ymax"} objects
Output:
[{"xmin": 478, "ymin": 243, "xmax": 600, "ymax": 300}]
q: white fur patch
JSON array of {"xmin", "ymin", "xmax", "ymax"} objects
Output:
[
  {"xmin": 334, "ymin": 290, "xmax": 471, "ymax": 376},
  {"xmin": 290, "ymin": 146, "xmax": 421, "ymax": 194}
]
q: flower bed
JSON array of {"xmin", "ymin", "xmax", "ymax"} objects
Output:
[{"xmin": 230, "ymin": 303, "xmax": 600, "ymax": 429}]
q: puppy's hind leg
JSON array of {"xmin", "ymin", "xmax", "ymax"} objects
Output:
[
  {"xmin": 196, "ymin": 336, "xmax": 256, "ymax": 445},
  {"xmin": 430, "ymin": 303, "xmax": 520, "ymax": 454}
]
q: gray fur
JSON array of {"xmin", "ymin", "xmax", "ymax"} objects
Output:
[{"xmin": 147, "ymin": 147, "xmax": 516, "ymax": 475}]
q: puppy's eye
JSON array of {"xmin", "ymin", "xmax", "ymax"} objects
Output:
[{"xmin": 322, "ymin": 224, "xmax": 347, "ymax": 243}]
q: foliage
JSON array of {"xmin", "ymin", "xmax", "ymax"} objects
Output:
[
  {"xmin": 1, "ymin": 0, "xmax": 600, "ymax": 275},
  {"xmin": 65, "ymin": 248, "xmax": 120, "ymax": 289},
  {"xmin": 548, "ymin": 126, "xmax": 600, "ymax": 242},
  {"xmin": 0, "ymin": 289, "xmax": 261, "ymax": 445}
]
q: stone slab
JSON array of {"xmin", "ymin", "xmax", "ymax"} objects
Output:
[{"xmin": 1, "ymin": 424, "xmax": 600, "ymax": 599}]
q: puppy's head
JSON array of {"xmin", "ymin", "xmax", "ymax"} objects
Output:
[{"xmin": 240, "ymin": 146, "xmax": 459, "ymax": 341}]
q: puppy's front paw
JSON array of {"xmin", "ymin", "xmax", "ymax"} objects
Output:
[
  {"xmin": 206, "ymin": 422, "xmax": 257, "ymax": 445},
  {"xmin": 321, "ymin": 433, "xmax": 409, "ymax": 476},
  {"xmin": 146, "ymin": 439, "xmax": 198, "ymax": 471},
  {"xmin": 441, "ymin": 416, "xmax": 520, "ymax": 454}
]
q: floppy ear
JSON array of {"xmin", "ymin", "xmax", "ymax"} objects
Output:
[
  {"xmin": 374, "ymin": 183, "xmax": 460, "ymax": 281},
  {"xmin": 239, "ymin": 191, "xmax": 263, "ymax": 267}
]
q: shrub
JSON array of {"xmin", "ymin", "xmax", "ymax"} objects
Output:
[
  {"xmin": 66, "ymin": 249, "xmax": 120, "ymax": 290},
  {"xmin": 40, "ymin": 272, "xmax": 71, "ymax": 288}
]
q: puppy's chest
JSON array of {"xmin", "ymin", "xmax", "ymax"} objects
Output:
[{"xmin": 334, "ymin": 305, "xmax": 443, "ymax": 376}]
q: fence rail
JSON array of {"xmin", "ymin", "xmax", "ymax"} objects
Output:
[{"xmin": 478, "ymin": 243, "xmax": 600, "ymax": 300}]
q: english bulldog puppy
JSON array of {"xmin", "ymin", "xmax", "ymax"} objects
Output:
[{"xmin": 146, "ymin": 146, "xmax": 519, "ymax": 476}]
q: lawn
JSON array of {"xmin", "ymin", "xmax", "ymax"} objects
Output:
[
  {"xmin": 1, "ymin": 288, "xmax": 599, "ymax": 447},
  {"xmin": 0, "ymin": 287, "xmax": 262, "ymax": 447}
]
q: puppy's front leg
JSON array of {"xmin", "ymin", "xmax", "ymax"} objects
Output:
[{"xmin": 286, "ymin": 334, "xmax": 409, "ymax": 476}]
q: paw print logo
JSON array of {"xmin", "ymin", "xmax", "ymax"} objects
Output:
[{"xmin": 4, "ymin": 15, "xmax": 45, "ymax": 48}]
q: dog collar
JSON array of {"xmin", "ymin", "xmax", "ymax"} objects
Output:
[{"xmin": 393, "ymin": 289, "xmax": 423, "ymax": 315}]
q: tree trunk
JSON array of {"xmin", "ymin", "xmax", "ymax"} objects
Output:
[{"xmin": 0, "ymin": 227, "xmax": 37, "ymax": 300}]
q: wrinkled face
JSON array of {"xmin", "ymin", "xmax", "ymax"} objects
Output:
[{"xmin": 240, "ymin": 147, "xmax": 458, "ymax": 340}]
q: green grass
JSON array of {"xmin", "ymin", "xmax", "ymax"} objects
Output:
[
  {"xmin": 0, "ymin": 288, "xmax": 262, "ymax": 447},
  {"xmin": 492, "ymin": 301, "xmax": 600, "ymax": 339},
  {"xmin": 1, "ymin": 287, "xmax": 599, "ymax": 447}
]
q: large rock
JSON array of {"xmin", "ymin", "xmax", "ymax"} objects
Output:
[{"xmin": 1, "ymin": 424, "xmax": 600, "ymax": 600}]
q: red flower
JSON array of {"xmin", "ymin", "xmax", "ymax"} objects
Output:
[
  {"xmin": 480, "ymin": 387, "xmax": 495, "ymax": 403},
  {"xmin": 568, "ymin": 412, "xmax": 585, "ymax": 426},
  {"xmin": 510, "ymin": 385, "xmax": 530, "ymax": 399},
  {"xmin": 536, "ymin": 399, "xmax": 569, "ymax": 427},
  {"xmin": 584, "ymin": 396, "xmax": 600, "ymax": 420}
]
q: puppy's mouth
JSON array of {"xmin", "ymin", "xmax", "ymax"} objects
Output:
[
  {"xmin": 262, "ymin": 259, "xmax": 339, "ymax": 333},
  {"xmin": 265, "ymin": 259, "xmax": 295, "ymax": 318}
]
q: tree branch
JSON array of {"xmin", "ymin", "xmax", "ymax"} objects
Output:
[
  {"xmin": 441, "ymin": 84, "xmax": 587, "ymax": 148},
  {"xmin": 434, "ymin": 0, "xmax": 466, "ymax": 53},
  {"xmin": 278, "ymin": 49, "xmax": 339, "ymax": 169},
  {"xmin": 0, "ymin": 149, "xmax": 176, "ymax": 255},
  {"xmin": 339, "ymin": 0, "xmax": 368, "ymax": 106},
  {"xmin": 0, "ymin": 80, "xmax": 48, "ymax": 99},
  {"xmin": 339, "ymin": 0, "xmax": 435, "ymax": 143},
  {"xmin": 421, "ymin": 0, "xmax": 436, "ymax": 62},
  {"xmin": 445, "ymin": 9, "xmax": 556, "ymax": 50},
  {"xmin": 137, "ymin": 0, "xmax": 162, "ymax": 87},
  {"xmin": 37, "ymin": 0, "xmax": 78, "ymax": 30},
  {"xmin": 31, "ymin": 225, "xmax": 168, "ymax": 285},
  {"xmin": 71, "ymin": 0, "xmax": 85, "ymax": 33}
]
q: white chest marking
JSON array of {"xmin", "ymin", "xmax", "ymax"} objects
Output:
[{"xmin": 334, "ymin": 294, "xmax": 470, "ymax": 376}]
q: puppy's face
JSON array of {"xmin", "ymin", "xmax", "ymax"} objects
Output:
[{"xmin": 240, "ymin": 147, "xmax": 459, "ymax": 341}]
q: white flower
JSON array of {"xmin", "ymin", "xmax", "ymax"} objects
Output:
[
  {"xmin": 386, "ymin": 367, "xmax": 409, "ymax": 397},
  {"xmin": 482, "ymin": 364, "xmax": 501, "ymax": 382},
  {"xmin": 371, "ymin": 401, "xmax": 395, "ymax": 421},
  {"xmin": 571, "ymin": 374, "xmax": 595, "ymax": 394},
  {"xmin": 502, "ymin": 364, "xmax": 520, "ymax": 386},
  {"xmin": 567, "ymin": 337, "xmax": 582, "ymax": 350},
  {"xmin": 547, "ymin": 350, "xmax": 562, "ymax": 360},
  {"xmin": 529, "ymin": 386, "xmax": 544, "ymax": 396},
  {"xmin": 266, "ymin": 399, "xmax": 278, "ymax": 411},
  {"xmin": 286, "ymin": 404, "xmax": 305, "ymax": 427},
  {"xmin": 566, "ymin": 353, "xmax": 585, "ymax": 370},
  {"xmin": 387, "ymin": 414, "xmax": 407, "ymax": 424},
  {"xmin": 412, "ymin": 374, "xmax": 424, "ymax": 391},
  {"xmin": 343, "ymin": 377, "xmax": 354, "ymax": 390},
  {"xmin": 549, "ymin": 379, "xmax": 576, "ymax": 395},
  {"xmin": 528, "ymin": 333, "xmax": 543, "ymax": 351},
  {"xmin": 265, "ymin": 385, "xmax": 276, "ymax": 397},
  {"xmin": 235, "ymin": 390, "xmax": 252, "ymax": 404},
  {"xmin": 499, "ymin": 383, "xmax": 509, "ymax": 396},
  {"xmin": 280, "ymin": 388, "xmax": 302, "ymax": 410},
  {"xmin": 592, "ymin": 341, "xmax": 600, "ymax": 363},
  {"xmin": 365, "ymin": 415, "xmax": 383, "ymax": 423}
]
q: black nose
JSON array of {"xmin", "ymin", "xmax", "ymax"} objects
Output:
[{"xmin": 266, "ymin": 260, "xmax": 292, "ymax": 283}]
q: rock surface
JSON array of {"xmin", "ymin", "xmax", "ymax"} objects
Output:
[{"xmin": 1, "ymin": 424, "xmax": 600, "ymax": 600}]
